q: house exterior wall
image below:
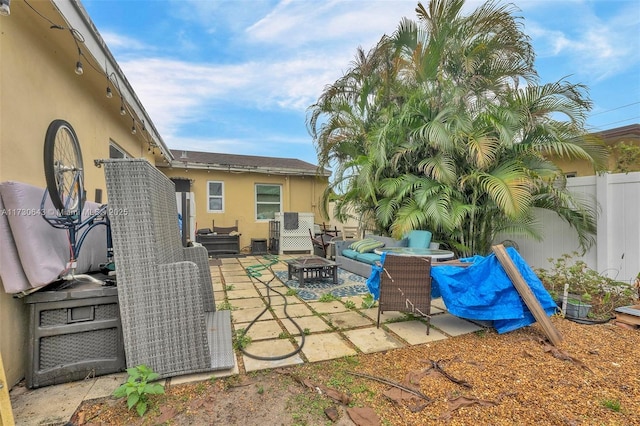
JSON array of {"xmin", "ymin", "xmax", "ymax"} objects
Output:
[
  {"xmin": 0, "ymin": 1, "xmax": 160, "ymax": 387},
  {"xmin": 160, "ymin": 167, "xmax": 329, "ymax": 249},
  {"xmin": 550, "ymin": 125, "xmax": 640, "ymax": 177}
]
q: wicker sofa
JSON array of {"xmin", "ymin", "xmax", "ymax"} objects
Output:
[{"xmin": 334, "ymin": 235, "xmax": 408, "ymax": 277}]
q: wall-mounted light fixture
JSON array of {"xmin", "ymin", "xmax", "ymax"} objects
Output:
[
  {"xmin": 106, "ymin": 86, "xmax": 112, "ymax": 98},
  {"xmin": 120, "ymin": 104, "xmax": 126, "ymax": 115},
  {"xmin": 131, "ymin": 119, "xmax": 136, "ymax": 135},
  {"xmin": 0, "ymin": 0, "xmax": 10, "ymax": 16}
]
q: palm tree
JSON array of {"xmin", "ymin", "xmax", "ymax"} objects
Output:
[
  {"xmin": 306, "ymin": 36, "xmax": 399, "ymax": 231},
  {"xmin": 307, "ymin": 0, "xmax": 608, "ymax": 257}
]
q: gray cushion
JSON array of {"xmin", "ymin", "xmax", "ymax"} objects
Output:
[{"xmin": 0, "ymin": 181, "xmax": 108, "ymax": 293}]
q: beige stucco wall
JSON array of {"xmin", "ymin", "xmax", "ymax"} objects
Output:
[
  {"xmin": 160, "ymin": 167, "xmax": 329, "ymax": 248},
  {"xmin": 0, "ymin": 1, "xmax": 158, "ymax": 387},
  {"xmin": 550, "ymin": 132, "xmax": 640, "ymax": 177}
]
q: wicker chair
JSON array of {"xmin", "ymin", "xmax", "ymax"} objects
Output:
[
  {"xmin": 102, "ymin": 159, "xmax": 234, "ymax": 378},
  {"xmin": 377, "ymin": 254, "xmax": 433, "ymax": 334}
]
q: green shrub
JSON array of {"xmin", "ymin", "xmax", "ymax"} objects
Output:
[
  {"xmin": 536, "ymin": 253, "xmax": 635, "ymax": 319},
  {"xmin": 112, "ymin": 365, "xmax": 165, "ymax": 417}
]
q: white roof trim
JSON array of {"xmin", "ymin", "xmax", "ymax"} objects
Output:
[{"xmin": 50, "ymin": 0, "xmax": 173, "ymax": 161}]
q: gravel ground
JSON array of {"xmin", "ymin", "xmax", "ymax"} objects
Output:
[{"xmin": 72, "ymin": 316, "xmax": 639, "ymax": 425}]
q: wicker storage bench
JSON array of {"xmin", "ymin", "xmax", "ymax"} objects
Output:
[{"xmin": 24, "ymin": 280, "xmax": 125, "ymax": 388}]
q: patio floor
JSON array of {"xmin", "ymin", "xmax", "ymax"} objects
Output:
[{"xmin": 9, "ymin": 254, "xmax": 484, "ymax": 425}]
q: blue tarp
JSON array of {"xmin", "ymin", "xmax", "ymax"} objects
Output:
[{"xmin": 366, "ymin": 247, "xmax": 558, "ymax": 334}]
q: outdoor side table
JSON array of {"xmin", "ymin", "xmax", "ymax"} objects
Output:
[
  {"xmin": 286, "ymin": 255, "xmax": 339, "ymax": 286},
  {"xmin": 23, "ymin": 279, "xmax": 125, "ymax": 388},
  {"xmin": 374, "ymin": 247, "xmax": 455, "ymax": 260}
]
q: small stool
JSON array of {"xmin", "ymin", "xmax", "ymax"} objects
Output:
[{"xmin": 251, "ymin": 238, "xmax": 268, "ymax": 255}]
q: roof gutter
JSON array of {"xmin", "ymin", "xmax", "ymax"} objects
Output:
[{"xmin": 164, "ymin": 160, "xmax": 330, "ymax": 177}]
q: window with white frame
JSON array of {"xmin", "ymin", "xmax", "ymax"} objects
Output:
[
  {"xmin": 255, "ymin": 184, "xmax": 281, "ymax": 220},
  {"xmin": 207, "ymin": 181, "xmax": 224, "ymax": 212},
  {"xmin": 109, "ymin": 141, "xmax": 130, "ymax": 158}
]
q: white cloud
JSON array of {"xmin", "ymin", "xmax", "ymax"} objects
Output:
[
  {"xmin": 165, "ymin": 133, "xmax": 316, "ymax": 164},
  {"xmin": 524, "ymin": 3, "xmax": 639, "ymax": 82},
  {"xmin": 99, "ymin": 31, "xmax": 148, "ymax": 51},
  {"xmin": 117, "ymin": 53, "xmax": 346, "ymax": 142},
  {"xmin": 97, "ymin": 0, "xmax": 638, "ymax": 156}
]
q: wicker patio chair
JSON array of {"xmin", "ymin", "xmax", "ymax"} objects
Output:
[
  {"xmin": 102, "ymin": 159, "xmax": 234, "ymax": 378},
  {"xmin": 377, "ymin": 254, "xmax": 433, "ymax": 334}
]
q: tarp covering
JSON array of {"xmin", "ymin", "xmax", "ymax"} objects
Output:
[{"xmin": 367, "ymin": 247, "xmax": 558, "ymax": 334}]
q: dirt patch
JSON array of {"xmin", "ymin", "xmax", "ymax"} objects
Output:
[{"xmin": 71, "ymin": 317, "xmax": 640, "ymax": 425}]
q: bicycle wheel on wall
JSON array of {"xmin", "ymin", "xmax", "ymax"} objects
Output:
[{"xmin": 43, "ymin": 119, "xmax": 85, "ymax": 216}]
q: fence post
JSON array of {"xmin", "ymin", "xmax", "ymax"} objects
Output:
[{"xmin": 596, "ymin": 173, "xmax": 611, "ymax": 276}]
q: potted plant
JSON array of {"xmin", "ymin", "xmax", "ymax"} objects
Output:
[
  {"xmin": 564, "ymin": 293, "xmax": 592, "ymax": 319},
  {"xmin": 536, "ymin": 253, "xmax": 635, "ymax": 321}
]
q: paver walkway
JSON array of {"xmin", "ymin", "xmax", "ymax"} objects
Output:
[{"xmin": 10, "ymin": 254, "xmax": 484, "ymax": 425}]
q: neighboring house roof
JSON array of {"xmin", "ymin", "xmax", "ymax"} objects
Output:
[
  {"xmin": 594, "ymin": 123, "xmax": 640, "ymax": 143},
  {"xmin": 166, "ymin": 150, "xmax": 331, "ymax": 177}
]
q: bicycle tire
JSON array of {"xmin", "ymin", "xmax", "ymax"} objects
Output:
[{"xmin": 43, "ymin": 119, "xmax": 85, "ymax": 215}]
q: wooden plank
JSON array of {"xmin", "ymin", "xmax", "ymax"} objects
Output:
[
  {"xmin": 432, "ymin": 260, "xmax": 471, "ymax": 268},
  {"xmin": 615, "ymin": 304, "xmax": 640, "ymax": 326},
  {"xmin": 492, "ymin": 244, "xmax": 563, "ymax": 346},
  {"xmin": 0, "ymin": 352, "xmax": 15, "ymax": 426}
]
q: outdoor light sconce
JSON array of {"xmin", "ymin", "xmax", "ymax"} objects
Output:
[{"xmin": 0, "ymin": 0, "xmax": 10, "ymax": 16}]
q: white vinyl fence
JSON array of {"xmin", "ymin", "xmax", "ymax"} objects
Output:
[{"xmin": 500, "ymin": 172, "xmax": 640, "ymax": 285}]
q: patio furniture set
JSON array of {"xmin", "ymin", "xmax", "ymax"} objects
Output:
[{"xmin": 2, "ymin": 157, "xmax": 454, "ymax": 389}]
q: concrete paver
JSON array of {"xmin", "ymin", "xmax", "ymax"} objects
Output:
[
  {"xmin": 170, "ymin": 364, "xmax": 239, "ymax": 386},
  {"xmin": 301, "ymin": 333, "xmax": 358, "ymax": 362},
  {"xmin": 222, "ymin": 275, "xmax": 254, "ymax": 284},
  {"xmin": 84, "ymin": 373, "xmax": 128, "ymax": 400},
  {"xmin": 11, "ymin": 379, "xmax": 95, "ymax": 426},
  {"xmin": 342, "ymin": 327, "xmax": 405, "ymax": 353},
  {"xmin": 10, "ymin": 256, "xmax": 490, "ymax": 425},
  {"xmin": 224, "ymin": 281, "xmax": 257, "ymax": 291},
  {"xmin": 431, "ymin": 297, "xmax": 447, "ymax": 311},
  {"xmin": 360, "ymin": 307, "xmax": 407, "ymax": 323},
  {"xmin": 385, "ymin": 320, "xmax": 449, "ymax": 344},
  {"xmin": 231, "ymin": 306, "xmax": 274, "ymax": 323},
  {"xmin": 325, "ymin": 311, "xmax": 374, "ymax": 329},
  {"xmin": 241, "ymin": 319, "xmax": 284, "ymax": 340},
  {"xmin": 230, "ymin": 297, "xmax": 267, "ymax": 309},
  {"xmin": 430, "ymin": 313, "xmax": 483, "ymax": 336},
  {"xmin": 262, "ymin": 294, "xmax": 301, "ymax": 306},
  {"xmin": 281, "ymin": 315, "xmax": 333, "ymax": 335},
  {"xmin": 307, "ymin": 300, "xmax": 350, "ymax": 314},
  {"xmin": 242, "ymin": 339, "xmax": 304, "ymax": 372},
  {"xmin": 226, "ymin": 288, "xmax": 262, "ymax": 299},
  {"xmin": 271, "ymin": 303, "xmax": 314, "ymax": 318}
]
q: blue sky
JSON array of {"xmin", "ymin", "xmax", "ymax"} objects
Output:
[{"xmin": 82, "ymin": 0, "xmax": 640, "ymax": 166}]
